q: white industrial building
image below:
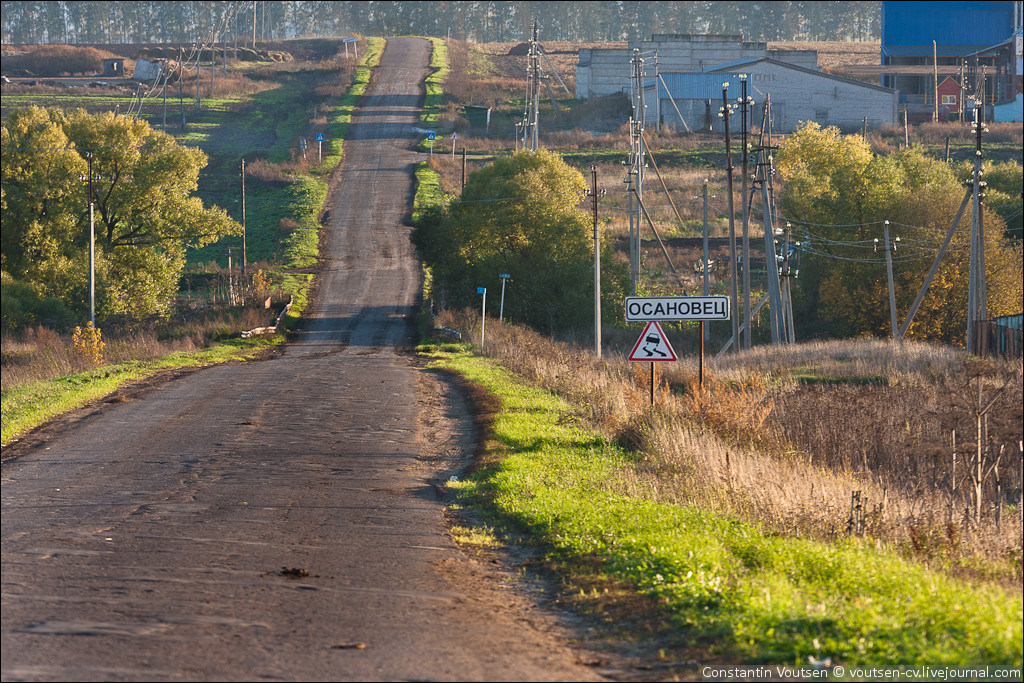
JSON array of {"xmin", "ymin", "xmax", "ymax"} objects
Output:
[
  {"xmin": 652, "ymin": 58, "xmax": 899, "ymax": 133},
  {"xmin": 576, "ymin": 35, "xmax": 898, "ymax": 133}
]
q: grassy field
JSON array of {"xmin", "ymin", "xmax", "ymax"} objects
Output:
[
  {"xmin": 1, "ymin": 38, "xmax": 383, "ymax": 445},
  {"xmin": 425, "ymin": 341, "xmax": 1022, "ymax": 666},
  {"xmin": 410, "ymin": 93, "xmax": 1022, "ymax": 666}
]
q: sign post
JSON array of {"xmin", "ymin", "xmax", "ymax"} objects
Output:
[
  {"xmin": 625, "ymin": 296, "xmax": 731, "ymax": 389},
  {"xmin": 477, "ymin": 287, "xmax": 487, "ymax": 349},
  {"xmin": 316, "ymin": 133, "xmax": 325, "ymax": 163},
  {"xmin": 427, "ymin": 131, "xmax": 435, "ymax": 156},
  {"xmin": 498, "ymin": 273, "xmax": 511, "ymax": 322},
  {"xmin": 627, "ymin": 321, "xmax": 678, "ymax": 405}
]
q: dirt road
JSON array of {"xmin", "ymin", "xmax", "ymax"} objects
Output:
[{"xmin": 1, "ymin": 38, "xmax": 611, "ymax": 682}]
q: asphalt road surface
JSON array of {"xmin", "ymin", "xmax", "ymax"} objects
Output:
[{"xmin": 1, "ymin": 38, "xmax": 612, "ymax": 682}]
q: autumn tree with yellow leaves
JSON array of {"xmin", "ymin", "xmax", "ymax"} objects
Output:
[{"xmin": 776, "ymin": 123, "xmax": 1022, "ymax": 345}]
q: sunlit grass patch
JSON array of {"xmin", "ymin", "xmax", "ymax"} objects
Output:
[
  {"xmin": 449, "ymin": 523, "xmax": 502, "ymax": 549},
  {"xmin": 1, "ymin": 337, "xmax": 280, "ymax": 446},
  {"xmin": 423, "ymin": 342, "xmax": 1023, "ymax": 666}
]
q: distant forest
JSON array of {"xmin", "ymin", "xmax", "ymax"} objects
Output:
[{"xmin": 0, "ymin": 1, "xmax": 880, "ymax": 45}]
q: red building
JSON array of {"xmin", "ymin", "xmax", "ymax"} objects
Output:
[{"xmin": 936, "ymin": 75, "xmax": 963, "ymax": 118}]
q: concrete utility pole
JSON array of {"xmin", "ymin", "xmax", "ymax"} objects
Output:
[
  {"xmin": 720, "ymin": 83, "xmax": 739, "ymax": 353},
  {"xmin": 241, "ymin": 158, "xmax": 247, "ymax": 282},
  {"xmin": 526, "ymin": 21, "xmax": 541, "ymax": 152},
  {"xmin": 738, "ymin": 75, "xmax": 752, "ymax": 349},
  {"xmin": 702, "ymin": 178, "xmax": 711, "ymax": 346},
  {"xmin": 179, "ymin": 45, "xmax": 185, "ymax": 130},
  {"xmin": 628, "ymin": 49, "xmax": 646, "ymax": 292},
  {"xmin": 967, "ymin": 99, "xmax": 988, "ymax": 351},
  {"xmin": 82, "ymin": 152, "xmax": 97, "ymax": 325},
  {"xmin": 590, "ymin": 166, "xmax": 605, "ymax": 357},
  {"xmin": 884, "ymin": 221, "xmax": 898, "ymax": 337}
]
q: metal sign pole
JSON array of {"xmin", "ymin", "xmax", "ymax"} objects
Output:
[
  {"xmin": 699, "ymin": 321, "xmax": 705, "ymax": 387},
  {"xmin": 650, "ymin": 363, "xmax": 655, "ymax": 405},
  {"xmin": 477, "ymin": 287, "xmax": 487, "ymax": 349}
]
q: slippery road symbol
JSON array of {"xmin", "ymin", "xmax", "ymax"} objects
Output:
[
  {"xmin": 628, "ymin": 321, "xmax": 678, "ymax": 362},
  {"xmin": 642, "ymin": 334, "xmax": 667, "ymax": 357}
]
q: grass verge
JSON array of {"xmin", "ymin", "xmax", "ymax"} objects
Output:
[
  {"xmin": 423, "ymin": 343, "xmax": 1023, "ymax": 666},
  {"xmin": 1, "ymin": 40, "xmax": 383, "ymax": 447},
  {"xmin": 421, "ymin": 37, "xmax": 449, "ymax": 129},
  {"xmin": 2, "ymin": 338, "xmax": 278, "ymax": 445}
]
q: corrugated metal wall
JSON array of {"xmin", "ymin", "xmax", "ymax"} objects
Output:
[{"xmin": 882, "ymin": 1, "xmax": 1015, "ymax": 55}]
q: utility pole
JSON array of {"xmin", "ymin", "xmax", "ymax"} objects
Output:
[
  {"xmin": 526, "ymin": 21, "xmax": 541, "ymax": 152},
  {"xmin": 967, "ymin": 99, "xmax": 988, "ymax": 351},
  {"xmin": 702, "ymin": 178, "xmax": 711, "ymax": 346},
  {"xmin": 241, "ymin": 158, "xmax": 247, "ymax": 282},
  {"xmin": 738, "ymin": 75, "xmax": 752, "ymax": 349},
  {"xmin": 179, "ymin": 45, "xmax": 185, "ymax": 130},
  {"xmin": 628, "ymin": 49, "xmax": 647, "ymax": 293},
  {"xmin": 195, "ymin": 43, "xmax": 201, "ymax": 111},
  {"xmin": 720, "ymin": 83, "xmax": 739, "ymax": 353},
  {"xmin": 461, "ymin": 148, "xmax": 467, "ymax": 190},
  {"xmin": 781, "ymin": 221, "xmax": 795, "ymax": 344},
  {"xmin": 589, "ymin": 166, "xmax": 606, "ymax": 357},
  {"xmin": 653, "ymin": 50, "xmax": 661, "ymax": 133},
  {"xmin": 227, "ymin": 247, "xmax": 235, "ymax": 306},
  {"xmin": 82, "ymin": 152, "xmax": 96, "ymax": 326},
  {"xmin": 884, "ymin": 221, "xmax": 898, "ymax": 337},
  {"xmin": 162, "ymin": 66, "xmax": 167, "ymax": 132},
  {"xmin": 757, "ymin": 104, "xmax": 785, "ymax": 346}
]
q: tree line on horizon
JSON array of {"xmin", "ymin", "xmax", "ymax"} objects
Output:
[{"xmin": 1, "ymin": 1, "xmax": 880, "ymax": 46}]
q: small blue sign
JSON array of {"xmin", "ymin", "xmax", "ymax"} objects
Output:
[
  {"xmin": 477, "ymin": 287, "xmax": 486, "ymax": 294},
  {"xmin": 316, "ymin": 133, "xmax": 325, "ymax": 142},
  {"xmin": 427, "ymin": 132, "xmax": 436, "ymax": 141}
]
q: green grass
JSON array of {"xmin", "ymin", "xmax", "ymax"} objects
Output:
[
  {"xmin": 1, "ymin": 337, "xmax": 280, "ymax": 445},
  {"xmin": 421, "ymin": 37, "xmax": 449, "ymax": 128},
  {"xmin": 413, "ymin": 161, "xmax": 445, "ymax": 222},
  {"xmin": 424, "ymin": 343, "xmax": 1023, "ymax": 666},
  {"xmin": 1, "ymin": 41, "xmax": 382, "ymax": 445}
]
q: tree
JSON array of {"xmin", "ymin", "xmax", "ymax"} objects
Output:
[
  {"xmin": 1, "ymin": 106, "xmax": 240, "ymax": 323},
  {"xmin": 412, "ymin": 150, "xmax": 628, "ymax": 332},
  {"xmin": 776, "ymin": 122, "xmax": 1021, "ymax": 344}
]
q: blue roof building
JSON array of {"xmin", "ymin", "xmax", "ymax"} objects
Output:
[{"xmin": 880, "ymin": 1, "xmax": 1022, "ymax": 110}]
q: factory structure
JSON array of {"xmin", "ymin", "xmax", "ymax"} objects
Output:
[
  {"xmin": 574, "ymin": 1, "xmax": 1023, "ymax": 131},
  {"xmin": 576, "ymin": 34, "xmax": 898, "ymax": 133},
  {"xmin": 876, "ymin": 0, "xmax": 1022, "ymax": 122}
]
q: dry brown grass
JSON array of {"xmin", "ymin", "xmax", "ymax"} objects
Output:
[
  {"xmin": 434, "ymin": 309, "xmax": 1023, "ymax": 575},
  {"xmin": 769, "ymin": 40, "xmax": 881, "ymax": 71},
  {"xmin": 1, "ymin": 45, "xmax": 129, "ymax": 77},
  {"xmin": 1, "ymin": 303, "xmax": 280, "ymax": 389}
]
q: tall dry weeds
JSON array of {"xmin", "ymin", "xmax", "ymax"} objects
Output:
[{"xmin": 434, "ymin": 309, "xmax": 1023, "ymax": 575}]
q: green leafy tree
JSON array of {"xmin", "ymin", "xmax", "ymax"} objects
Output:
[
  {"xmin": 413, "ymin": 149, "xmax": 627, "ymax": 332},
  {"xmin": 777, "ymin": 122, "xmax": 1021, "ymax": 344},
  {"xmin": 1, "ymin": 106, "xmax": 240, "ymax": 323}
]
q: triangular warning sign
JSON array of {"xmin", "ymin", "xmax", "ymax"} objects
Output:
[{"xmin": 628, "ymin": 321, "xmax": 678, "ymax": 362}]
